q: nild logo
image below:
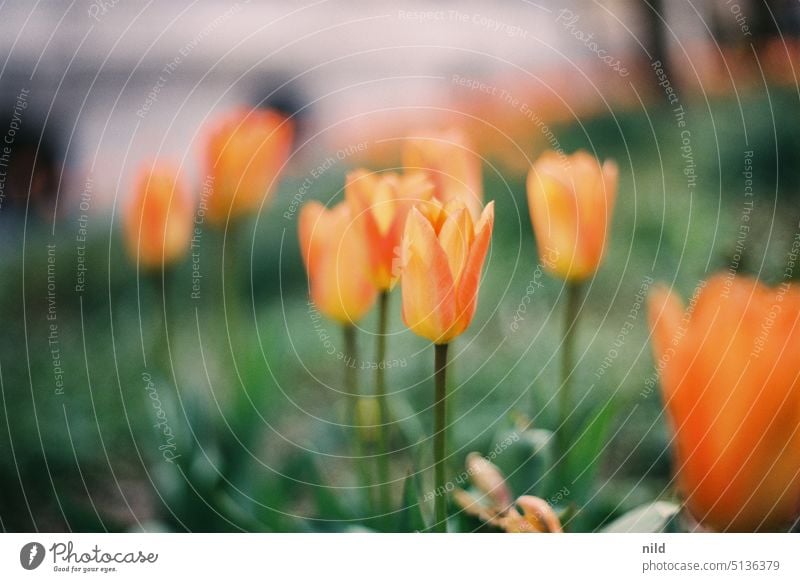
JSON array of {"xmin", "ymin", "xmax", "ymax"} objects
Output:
[{"xmin": 20, "ymin": 542, "xmax": 45, "ymax": 570}]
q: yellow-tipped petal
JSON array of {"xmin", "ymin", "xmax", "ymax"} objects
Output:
[
  {"xmin": 466, "ymin": 452, "xmax": 512, "ymax": 509},
  {"xmin": 515, "ymin": 496, "xmax": 563, "ymax": 533},
  {"xmin": 401, "ymin": 209, "xmax": 457, "ymax": 342}
]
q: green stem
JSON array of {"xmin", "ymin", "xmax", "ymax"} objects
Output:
[
  {"xmin": 222, "ymin": 222, "xmax": 245, "ymax": 340},
  {"xmin": 147, "ymin": 268, "xmax": 173, "ymax": 377},
  {"xmin": 375, "ymin": 290, "xmax": 391, "ymax": 516},
  {"xmin": 343, "ymin": 324, "xmax": 372, "ymax": 511},
  {"xmin": 343, "ymin": 324, "xmax": 359, "ymax": 427},
  {"xmin": 433, "ymin": 342, "xmax": 449, "ymax": 533},
  {"xmin": 558, "ymin": 282, "xmax": 583, "ymax": 463}
]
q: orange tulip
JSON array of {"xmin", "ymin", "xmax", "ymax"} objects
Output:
[
  {"xmin": 345, "ymin": 169, "xmax": 433, "ymax": 290},
  {"xmin": 402, "ymin": 128, "xmax": 483, "ymax": 220},
  {"xmin": 124, "ymin": 162, "xmax": 193, "ymax": 269},
  {"xmin": 648, "ymin": 275, "xmax": 800, "ymax": 531},
  {"xmin": 205, "ymin": 107, "xmax": 293, "ymax": 225},
  {"xmin": 401, "ymin": 199, "xmax": 494, "ymax": 343},
  {"xmin": 526, "ymin": 150, "xmax": 618, "ymax": 281},
  {"xmin": 299, "ymin": 201, "xmax": 377, "ymax": 324}
]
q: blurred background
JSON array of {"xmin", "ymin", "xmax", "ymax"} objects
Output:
[{"xmin": 1, "ymin": 0, "xmax": 800, "ymax": 532}]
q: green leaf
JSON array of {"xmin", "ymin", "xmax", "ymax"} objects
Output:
[
  {"xmin": 396, "ymin": 471, "xmax": 428, "ymax": 532},
  {"xmin": 564, "ymin": 398, "xmax": 617, "ymax": 503},
  {"xmin": 601, "ymin": 501, "xmax": 681, "ymax": 533}
]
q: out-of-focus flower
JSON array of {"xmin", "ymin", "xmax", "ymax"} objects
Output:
[
  {"xmin": 345, "ymin": 170, "xmax": 433, "ymax": 290},
  {"xmin": 648, "ymin": 275, "xmax": 800, "ymax": 532},
  {"xmin": 526, "ymin": 150, "xmax": 618, "ymax": 281},
  {"xmin": 402, "ymin": 129, "xmax": 483, "ymax": 220},
  {"xmin": 465, "ymin": 452, "xmax": 513, "ymax": 509},
  {"xmin": 400, "ymin": 199, "xmax": 494, "ymax": 344},
  {"xmin": 205, "ymin": 107, "xmax": 293, "ymax": 225},
  {"xmin": 505, "ymin": 496, "xmax": 564, "ymax": 533},
  {"xmin": 454, "ymin": 453, "xmax": 563, "ymax": 533},
  {"xmin": 124, "ymin": 162, "xmax": 193, "ymax": 269},
  {"xmin": 299, "ymin": 201, "xmax": 377, "ymax": 324}
]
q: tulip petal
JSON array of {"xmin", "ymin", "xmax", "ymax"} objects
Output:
[
  {"xmin": 438, "ymin": 204, "xmax": 474, "ymax": 284},
  {"xmin": 650, "ymin": 273, "xmax": 800, "ymax": 531},
  {"xmin": 298, "ymin": 201, "xmax": 327, "ymax": 275},
  {"xmin": 401, "ymin": 208, "xmax": 457, "ymax": 342},
  {"xmin": 647, "ymin": 285, "xmax": 685, "ymax": 373},
  {"xmin": 455, "ymin": 201, "xmax": 494, "ymax": 331},
  {"xmin": 515, "ymin": 495, "xmax": 563, "ymax": 533},
  {"xmin": 300, "ymin": 202, "xmax": 377, "ymax": 323}
]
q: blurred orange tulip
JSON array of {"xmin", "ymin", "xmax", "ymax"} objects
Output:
[
  {"xmin": 299, "ymin": 201, "xmax": 377, "ymax": 324},
  {"xmin": 649, "ymin": 275, "xmax": 800, "ymax": 531},
  {"xmin": 345, "ymin": 169, "xmax": 433, "ymax": 290},
  {"xmin": 402, "ymin": 128, "xmax": 483, "ymax": 220},
  {"xmin": 526, "ymin": 150, "xmax": 618, "ymax": 281},
  {"xmin": 124, "ymin": 163, "xmax": 193, "ymax": 269},
  {"xmin": 205, "ymin": 107, "xmax": 293, "ymax": 225},
  {"xmin": 401, "ymin": 199, "xmax": 494, "ymax": 344}
]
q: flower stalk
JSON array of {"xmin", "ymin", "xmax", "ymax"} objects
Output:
[
  {"xmin": 375, "ymin": 290, "xmax": 391, "ymax": 515},
  {"xmin": 433, "ymin": 342, "xmax": 449, "ymax": 532},
  {"xmin": 558, "ymin": 281, "xmax": 582, "ymax": 463}
]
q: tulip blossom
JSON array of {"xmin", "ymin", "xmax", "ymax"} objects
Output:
[
  {"xmin": 648, "ymin": 275, "xmax": 800, "ymax": 531},
  {"xmin": 402, "ymin": 129, "xmax": 483, "ymax": 220},
  {"xmin": 205, "ymin": 107, "xmax": 293, "ymax": 225},
  {"xmin": 124, "ymin": 163, "xmax": 193, "ymax": 269},
  {"xmin": 454, "ymin": 453, "xmax": 563, "ymax": 533},
  {"xmin": 345, "ymin": 169, "xmax": 433, "ymax": 290},
  {"xmin": 401, "ymin": 199, "xmax": 494, "ymax": 344},
  {"xmin": 526, "ymin": 150, "xmax": 618, "ymax": 281},
  {"xmin": 299, "ymin": 201, "xmax": 377, "ymax": 324}
]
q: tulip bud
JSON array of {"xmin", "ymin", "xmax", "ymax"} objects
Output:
[
  {"xmin": 400, "ymin": 200, "xmax": 494, "ymax": 344},
  {"xmin": 512, "ymin": 495, "xmax": 563, "ymax": 533},
  {"xmin": 345, "ymin": 169, "xmax": 433, "ymax": 290},
  {"xmin": 124, "ymin": 162, "xmax": 193, "ymax": 269},
  {"xmin": 402, "ymin": 128, "xmax": 483, "ymax": 220},
  {"xmin": 465, "ymin": 452, "xmax": 512, "ymax": 509},
  {"xmin": 204, "ymin": 107, "xmax": 293, "ymax": 226},
  {"xmin": 299, "ymin": 201, "xmax": 377, "ymax": 324},
  {"xmin": 453, "ymin": 488, "xmax": 500, "ymax": 525},
  {"xmin": 648, "ymin": 275, "xmax": 800, "ymax": 531},
  {"xmin": 355, "ymin": 396, "xmax": 381, "ymax": 445},
  {"xmin": 526, "ymin": 150, "xmax": 618, "ymax": 281}
]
